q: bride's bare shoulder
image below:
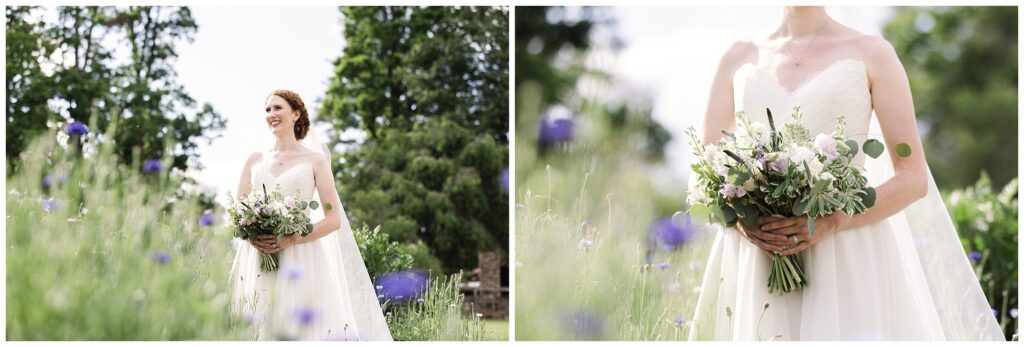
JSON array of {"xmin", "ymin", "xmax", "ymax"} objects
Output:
[
  {"xmin": 245, "ymin": 152, "xmax": 263, "ymax": 167},
  {"xmin": 718, "ymin": 39, "xmax": 757, "ymax": 68}
]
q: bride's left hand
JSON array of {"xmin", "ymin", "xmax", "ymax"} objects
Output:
[
  {"xmin": 255, "ymin": 234, "xmax": 299, "ymax": 254},
  {"xmin": 760, "ymin": 212, "xmax": 852, "ymax": 256}
]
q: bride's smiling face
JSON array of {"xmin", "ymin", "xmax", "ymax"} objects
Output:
[{"xmin": 265, "ymin": 95, "xmax": 299, "ymax": 136}]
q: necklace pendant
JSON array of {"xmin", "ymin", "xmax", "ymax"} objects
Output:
[{"xmin": 794, "ymin": 60, "xmax": 802, "ymax": 67}]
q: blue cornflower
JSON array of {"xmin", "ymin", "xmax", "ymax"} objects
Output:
[
  {"xmin": 142, "ymin": 159, "xmax": 163, "ymax": 173},
  {"xmin": 655, "ymin": 261, "xmax": 669, "ymax": 270},
  {"xmin": 294, "ymin": 307, "xmax": 316, "ymax": 326},
  {"xmin": 152, "ymin": 252, "xmax": 170, "ymax": 265},
  {"xmin": 65, "ymin": 121, "xmax": 88, "ymax": 136},
  {"xmin": 968, "ymin": 251, "xmax": 982, "ymax": 263},
  {"xmin": 41, "ymin": 198, "xmax": 62, "ymax": 212},
  {"xmin": 282, "ymin": 265, "xmax": 303, "ymax": 281},
  {"xmin": 199, "ymin": 213, "xmax": 215, "ymax": 227},
  {"xmin": 416, "ymin": 298, "xmax": 425, "ymax": 303},
  {"xmin": 374, "ymin": 270, "xmax": 429, "ymax": 303},
  {"xmin": 649, "ymin": 215, "xmax": 697, "ymax": 252},
  {"xmin": 500, "ymin": 169, "xmax": 509, "ymax": 193},
  {"xmin": 538, "ymin": 105, "xmax": 575, "ymax": 147},
  {"xmin": 564, "ymin": 309, "xmax": 604, "ymax": 340}
]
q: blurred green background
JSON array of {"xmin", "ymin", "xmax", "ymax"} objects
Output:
[{"xmin": 515, "ymin": 6, "xmax": 1017, "ymax": 340}]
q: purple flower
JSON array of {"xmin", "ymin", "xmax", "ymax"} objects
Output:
[
  {"xmin": 538, "ymin": 105, "xmax": 575, "ymax": 147},
  {"xmin": 655, "ymin": 261, "xmax": 669, "ymax": 270},
  {"xmin": 40, "ymin": 198, "xmax": 62, "ymax": 212},
  {"xmin": 563, "ymin": 309, "xmax": 604, "ymax": 340},
  {"xmin": 648, "ymin": 215, "xmax": 697, "ymax": 252},
  {"xmin": 43, "ymin": 175, "xmax": 54, "ymax": 188},
  {"xmin": 500, "ymin": 169, "xmax": 509, "ymax": 193},
  {"xmin": 1011, "ymin": 308, "xmax": 1018, "ymax": 319},
  {"xmin": 814, "ymin": 134, "xmax": 839, "ymax": 161},
  {"xmin": 151, "ymin": 251, "xmax": 170, "ymax": 265},
  {"xmin": 577, "ymin": 239, "xmax": 594, "ymax": 249},
  {"xmin": 282, "ymin": 265, "xmax": 303, "ymax": 280},
  {"xmin": 992, "ymin": 308, "xmax": 998, "ymax": 317},
  {"xmin": 199, "ymin": 213, "xmax": 215, "ymax": 227},
  {"xmin": 968, "ymin": 251, "xmax": 982, "ymax": 262},
  {"xmin": 143, "ymin": 159, "xmax": 163, "ymax": 173},
  {"xmin": 65, "ymin": 121, "xmax": 88, "ymax": 136},
  {"xmin": 294, "ymin": 307, "xmax": 316, "ymax": 326},
  {"xmin": 416, "ymin": 298, "xmax": 425, "ymax": 303},
  {"xmin": 768, "ymin": 157, "xmax": 789, "ymax": 172},
  {"xmin": 374, "ymin": 270, "xmax": 429, "ymax": 303},
  {"xmin": 672, "ymin": 316, "xmax": 687, "ymax": 327},
  {"xmin": 719, "ymin": 183, "xmax": 746, "ymax": 198}
]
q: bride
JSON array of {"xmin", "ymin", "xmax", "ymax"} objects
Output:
[
  {"xmin": 228, "ymin": 90, "xmax": 392, "ymax": 341},
  {"xmin": 688, "ymin": 7, "xmax": 1003, "ymax": 340}
]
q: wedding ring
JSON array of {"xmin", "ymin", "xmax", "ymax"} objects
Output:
[{"xmin": 788, "ymin": 235, "xmax": 798, "ymax": 244}]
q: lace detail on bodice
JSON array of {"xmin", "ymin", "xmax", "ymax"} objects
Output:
[
  {"xmin": 733, "ymin": 59, "xmax": 872, "ymax": 165},
  {"xmin": 250, "ymin": 155, "xmax": 316, "ymax": 202}
]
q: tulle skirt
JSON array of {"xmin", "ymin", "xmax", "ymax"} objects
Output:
[
  {"xmin": 688, "ymin": 217, "xmax": 946, "ymax": 340},
  {"xmin": 230, "ymin": 232, "xmax": 362, "ymax": 341}
]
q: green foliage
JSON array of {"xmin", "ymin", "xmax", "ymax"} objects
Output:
[
  {"xmin": 5, "ymin": 6, "xmax": 225, "ymax": 176},
  {"xmin": 353, "ymin": 224, "xmax": 415, "ymax": 280},
  {"xmin": 885, "ymin": 7, "xmax": 1017, "ymax": 189},
  {"xmin": 944, "ymin": 173, "xmax": 1018, "ymax": 339},
  {"xmin": 384, "ymin": 273, "xmax": 495, "ymax": 341},
  {"xmin": 323, "ymin": 7, "xmax": 509, "ymax": 273},
  {"xmin": 6, "ymin": 125, "xmax": 241, "ymax": 340},
  {"xmin": 515, "ymin": 6, "xmax": 597, "ymax": 106}
]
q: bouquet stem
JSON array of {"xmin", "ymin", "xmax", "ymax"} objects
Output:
[
  {"xmin": 768, "ymin": 253, "xmax": 807, "ymax": 294},
  {"xmin": 260, "ymin": 253, "xmax": 279, "ymax": 272}
]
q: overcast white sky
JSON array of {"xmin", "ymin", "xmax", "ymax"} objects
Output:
[
  {"xmin": 176, "ymin": 7, "xmax": 345, "ymax": 204},
  {"xmin": 595, "ymin": 6, "xmax": 894, "ymax": 186}
]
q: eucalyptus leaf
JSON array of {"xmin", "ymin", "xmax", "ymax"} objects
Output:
[
  {"xmin": 896, "ymin": 143, "xmax": 912, "ymax": 158},
  {"xmin": 742, "ymin": 208, "xmax": 760, "ymax": 230},
  {"xmin": 309, "ymin": 201, "xmax": 320, "ymax": 210},
  {"xmin": 845, "ymin": 139, "xmax": 858, "ymax": 157},
  {"xmin": 722, "ymin": 205, "xmax": 737, "ymax": 224},
  {"xmin": 863, "ymin": 139, "xmax": 885, "ymax": 159},
  {"xmin": 862, "ymin": 187, "xmax": 877, "ymax": 208},
  {"xmin": 688, "ymin": 204, "xmax": 712, "ymax": 224},
  {"xmin": 807, "ymin": 216, "xmax": 816, "ymax": 237}
]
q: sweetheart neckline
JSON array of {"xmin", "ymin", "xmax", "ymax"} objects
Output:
[
  {"xmin": 737, "ymin": 59, "xmax": 866, "ymax": 96},
  {"xmin": 260, "ymin": 161, "xmax": 313, "ymax": 181}
]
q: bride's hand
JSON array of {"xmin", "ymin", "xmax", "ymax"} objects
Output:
[
  {"xmin": 259, "ymin": 234, "xmax": 299, "ymax": 254},
  {"xmin": 734, "ymin": 217, "xmax": 792, "ymax": 254},
  {"xmin": 249, "ymin": 235, "xmax": 276, "ymax": 253},
  {"xmin": 760, "ymin": 212, "xmax": 852, "ymax": 256}
]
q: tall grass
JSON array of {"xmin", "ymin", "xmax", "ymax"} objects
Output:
[
  {"xmin": 384, "ymin": 273, "xmax": 492, "ymax": 341},
  {"xmin": 7, "ymin": 125, "xmax": 243, "ymax": 340},
  {"xmin": 515, "ymin": 86, "xmax": 712, "ymax": 340}
]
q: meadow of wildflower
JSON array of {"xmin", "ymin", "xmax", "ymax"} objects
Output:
[
  {"xmin": 514, "ymin": 88, "xmax": 1019, "ymax": 340},
  {"xmin": 6, "ymin": 119, "xmax": 502, "ymax": 341}
]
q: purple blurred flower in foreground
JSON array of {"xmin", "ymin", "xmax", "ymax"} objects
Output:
[
  {"xmin": 1011, "ymin": 308, "xmax": 1018, "ymax": 319},
  {"xmin": 294, "ymin": 307, "xmax": 317, "ymax": 326},
  {"xmin": 655, "ymin": 261, "xmax": 669, "ymax": 270},
  {"xmin": 41, "ymin": 198, "xmax": 63, "ymax": 212},
  {"xmin": 43, "ymin": 175, "xmax": 54, "ymax": 189},
  {"xmin": 648, "ymin": 215, "xmax": 697, "ymax": 252},
  {"xmin": 577, "ymin": 239, "xmax": 594, "ymax": 250},
  {"xmin": 968, "ymin": 251, "xmax": 982, "ymax": 263},
  {"xmin": 671, "ymin": 316, "xmax": 687, "ymax": 327},
  {"xmin": 143, "ymin": 159, "xmax": 163, "ymax": 173},
  {"xmin": 500, "ymin": 169, "xmax": 509, "ymax": 193},
  {"xmin": 416, "ymin": 298, "xmax": 425, "ymax": 303},
  {"xmin": 65, "ymin": 121, "xmax": 88, "ymax": 136},
  {"xmin": 538, "ymin": 105, "xmax": 575, "ymax": 148},
  {"xmin": 374, "ymin": 269, "xmax": 429, "ymax": 303},
  {"xmin": 563, "ymin": 309, "xmax": 604, "ymax": 340},
  {"xmin": 282, "ymin": 265, "xmax": 303, "ymax": 281},
  {"xmin": 199, "ymin": 213, "xmax": 215, "ymax": 227},
  {"xmin": 152, "ymin": 251, "xmax": 170, "ymax": 265}
]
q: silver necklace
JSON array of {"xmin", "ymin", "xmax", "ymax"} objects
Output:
[{"xmin": 783, "ymin": 18, "xmax": 830, "ymax": 67}]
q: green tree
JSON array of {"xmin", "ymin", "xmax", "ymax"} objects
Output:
[
  {"xmin": 322, "ymin": 6, "xmax": 508, "ymax": 273},
  {"xmin": 884, "ymin": 7, "xmax": 1017, "ymax": 189},
  {"xmin": 5, "ymin": 6, "xmax": 224, "ymax": 175}
]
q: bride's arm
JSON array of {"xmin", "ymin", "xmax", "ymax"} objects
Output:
[
  {"xmin": 292, "ymin": 154, "xmax": 344, "ymax": 244},
  {"xmin": 765, "ymin": 38, "xmax": 930, "ymax": 254},
  {"xmin": 235, "ymin": 152, "xmax": 262, "ymax": 199},
  {"xmin": 835, "ymin": 37, "xmax": 929, "ymax": 231}
]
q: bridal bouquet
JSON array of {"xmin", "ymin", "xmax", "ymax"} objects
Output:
[
  {"xmin": 227, "ymin": 184, "xmax": 320, "ymax": 272},
  {"xmin": 686, "ymin": 107, "xmax": 885, "ymax": 294}
]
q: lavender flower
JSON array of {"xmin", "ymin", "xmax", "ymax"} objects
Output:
[
  {"xmin": 968, "ymin": 251, "xmax": 982, "ymax": 262},
  {"xmin": 43, "ymin": 175, "xmax": 53, "ymax": 189},
  {"xmin": 374, "ymin": 270, "xmax": 429, "ymax": 303},
  {"xmin": 1011, "ymin": 308, "xmax": 1018, "ymax": 319},
  {"xmin": 199, "ymin": 213, "xmax": 215, "ymax": 227},
  {"xmin": 719, "ymin": 183, "xmax": 746, "ymax": 198},
  {"xmin": 40, "ymin": 198, "xmax": 62, "ymax": 212},
  {"xmin": 655, "ymin": 261, "xmax": 669, "ymax": 270},
  {"xmin": 648, "ymin": 215, "xmax": 697, "ymax": 252},
  {"xmin": 671, "ymin": 316, "xmax": 687, "ymax": 327},
  {"xmin": 151, "ymin": 252, "xmax": 171, "ymax": 265},
  {"xmin": 282, "ymin": 265, "xmax": 303, "ymax": 281},
  {"xmin": 768, "ymin": 157, "xmax": 789, "ymax": 172},
  {"xmin": 416, "ymin": 298, "xmax": 425, "ymax": 303},
  {"xmin": 65, "ymin": 121, "xmax": 88, "ymax": 136},
  {"xmin": 142, "ymin": 159, "xmax": 163, "ymax": 173}
]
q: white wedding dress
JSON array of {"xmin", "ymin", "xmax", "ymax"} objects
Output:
[
  {"xmin": 688, "ymin": 59, "xmax": 1003, "ymax": 340},
  {"xmin": 229, "ymin": 153, "xmax": 392, "ymax": 341}
]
